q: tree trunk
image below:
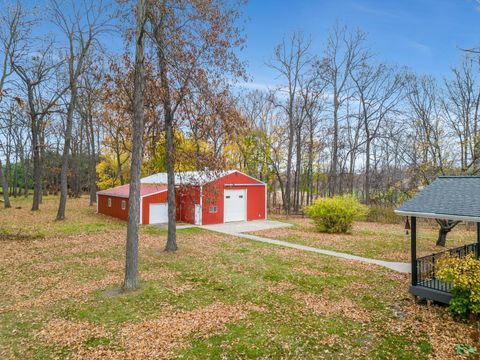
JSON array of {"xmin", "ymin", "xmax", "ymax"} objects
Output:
[
  {"xmin": 307, "ymin": 120, "xmax": 314, "ymax": 205},
  {"xmin": 285, "ymin": 113, "xmax": 294, "ymax": 214},
  {"xmin": 56, "ymin": 85, "xmax": 77, "ymax": 220},
  {"xmin": 123, "ymin": 0, "xmax": 146, "ymax": 292},
  {"xmin": 18, "ymin": 150, "xmax": 28, "ymax": 197},
  {"xmin": 115, "ymin": 143, "xmax": 124, "ymax": 185},
  {"xmin": 5, "ymin": 155, "xmax": 11, "ymax": 197},
  {"xmin": 23, "ymin": 158, "xmax": 29, "ymax": 197},
  {"xmin": 31, "ymin": 114, "xmax": 42, "ymax": 210},
  {"xmin": 365, "ymin": 137, "xmax": 371, "ymax": 204},
  {"xmin": 154, "ymin": 22, "xmax": 178, "ymax": 252},
  {"xmin": 435, "ymin": 219, "xmax": 461, "ymax": 247},
  {"xmin": 294, "ymin": 125, "xmax": 302, "ymax": 212},
  {"xmin": 12, "ymin": 152, "xmax": 18, "ymax": 197},
  {"xmin": 436, "ymin": 228, "xmax": 448, "ymax": 247},
  {"xmin": 330, "ymin": 93, "xmax": 339, "ymax": 196},
  {"xmin": 0, "ymin": 159, "xmax": 11, "ymax": 208},
  {"xmin": 164, "ymin": 110, "xmax": 177, "ymax": 251},
  {"xmin": 87, "ymin": 113, "xmax": 97, "ymax": 206}
]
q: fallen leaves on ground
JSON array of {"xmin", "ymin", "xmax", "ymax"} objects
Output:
[
  {"xmin": 0, "ymin": 198, "xmax": 477, "ymax": 359},
  {"xmin": 294, "ymin": 292, "xmax": 371, "ymax": 323},
  {"xmin": 292, "ymin": 266, "xmax": 328, "ymax": 277},
  {"xmin": 254, "ymin": 217, "xmax": 476, "ymax": 262},
  {"xmin": 384, "ymin": 298, "xmax": 479, "ymax": 360},
  {"xmin": 69, "ymin": 303, "xmax": 248, "ymax": 359},
  {"xmin": 36, "ymin": 319, "xmax": 109, "ymax": 347}
]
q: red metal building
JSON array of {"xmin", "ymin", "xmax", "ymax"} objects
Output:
[{"xmin": 96, "ymin": 170, "xmax": 267, "ymax": 225}]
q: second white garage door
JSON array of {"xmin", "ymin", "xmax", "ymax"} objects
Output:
[
  {"xmin": 224, "ymin": 189, "xmax": 246, "ymax": 222},
  {"xmin": 149, "ymin": 203, "xmax": 168, "ymax": 224}
]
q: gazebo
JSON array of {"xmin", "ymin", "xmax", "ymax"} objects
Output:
[{"xmin": 395, "ymin": 176, "xmax": 480, "ymax": 304}]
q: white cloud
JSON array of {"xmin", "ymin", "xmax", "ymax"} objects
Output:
[
  {"xmin": 232, "ymin": 81, "xmax": 275, "ymax": 91},
  {"xmin": 351, "ymin": 3, "xmax": 399, "ymax": 19},
  {"xmin": 405, "ymin": 39, "xmax": 431, "ymax": 54}
]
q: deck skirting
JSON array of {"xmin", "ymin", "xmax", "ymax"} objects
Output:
[{"xmin": 410, "ymin": 285, "xmax": 452, "ymax": 304}]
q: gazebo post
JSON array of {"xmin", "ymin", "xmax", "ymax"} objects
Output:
[
  {"xmin": 411, "ymin": 216, "xmax": 417, "ymax": 286},
  {"xmin": 477, "ymin": 222, "xmax": 480, "ymax": 259}
]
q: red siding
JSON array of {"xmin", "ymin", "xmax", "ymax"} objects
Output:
[
  {"xmin": 176, "ymin": 186, "xmax": 200, "ymax": 224},
  {"xmin": 98, "ymin": 194, "xmax": 130, "ymax": 221},
  {"xmin": 98, "ymin": 171, "xmax": 266, "ymax": 226},
  {"xmin": 141, "ymin": 191, "xmax": 168, "ymax": 224},
  {"xmin": 201, "ymin": 171, "xmax": 266, "ymax": 225}
]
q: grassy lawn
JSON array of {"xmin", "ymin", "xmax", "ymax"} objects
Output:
[
  {"xmin": 260, "ymin": 215, "xmax": 477, "ymax": 262},
  {"xmin": 0, "ymin": 197, "xmax": 476, "ymax": 359}
]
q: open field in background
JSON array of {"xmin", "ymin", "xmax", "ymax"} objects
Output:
[
  {"xmin": 0, "ymin": 196, "xmax": 476, "ymax": 359},
  {"xmin": 264, "ymin": 215, "xmax": 476, "ymax": 262}
]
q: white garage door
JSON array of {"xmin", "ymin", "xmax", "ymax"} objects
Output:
[
  {"xmin": 149, "ymin": 203, "xmax": 168, "ymax": 224},
  {"xmin": 224, "ymin": 189, "xmax": 246, "ymax": 223}
]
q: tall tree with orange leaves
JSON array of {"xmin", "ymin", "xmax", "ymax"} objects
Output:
[{"xmin": 147, "ymin": 0, "xmax": 247, "ymax": 252}]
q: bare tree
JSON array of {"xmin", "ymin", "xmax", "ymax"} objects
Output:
[
  {"xmin": 303, "ymin": 88, "xmax": 325, "ymax": 205},
  {"xmin": 0, "ymin": 1, "xmax": 32, "ymax": 208},
  {"xmin": 12, "ymin": 42, "xmax": 66, "ymax": 210},
  {"xmin": 318, "ymin": 24, "xmax": 368, "ymax": 195},
  {"xmin": 294, "ymin": 73, "xmax": 325, "ymax": 209},
  {"xmin": 124, "ymin": 0, "xmax": 147, "ymax": 292},
  {"xmin": 77, "ymin": 63, "xmax": 103, "ymax": 206},
  {"xmin": 350, "ymin": 63, "xmax": 403, "ymax": 203},
  {"xmin": 268, "ymin": 32, "xmax": 313, "ymax": 214},
  {"xmin": 0, "ymin": 157, "xmax": 9, "ymax": 207},
  {"xmin": 405, "ymin": 73, "xmax": 448, "ymax": 183},
  {"xmin": 53, "ymin": 0, "xmax": 111, "ymax": 220},
  {"xmin": 443, "ymin": 57, "xmax": 480, "ymax": 174},
  {"xmin": 237, "ymin": 90, "xmax": 286, "ymax": 210}
]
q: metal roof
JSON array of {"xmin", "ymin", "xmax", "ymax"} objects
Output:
[
  {"xmin": 395, "ymin": 176, "xmax": 480, "ymax": 222},
  {"xmin": 140, "ymin": 170, "xmax": 237, "ymax": 186},
  {"xmin": 97, "ymin": 184, "xmax": 167, "ymax": 198}
]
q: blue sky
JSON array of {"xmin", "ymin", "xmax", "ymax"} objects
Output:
[
  {"xmin": 241, "ymin": 0, "xmax": 480, "ymax": 87},
  {"xmin": 23, "ymin": 0, "xmax": 480, "ymax": 86}
]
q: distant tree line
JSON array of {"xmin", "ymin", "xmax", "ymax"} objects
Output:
[
  {"xmin": 233, "ymin": 26, "xmax": 480, "ymax": 214},
  {"xmin": 1, "ymin": 1, "xmax": 480, "ymax": 220}
]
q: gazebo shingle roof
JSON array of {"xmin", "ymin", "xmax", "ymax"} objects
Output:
[{"xmin": 395, "ymin": 176, "xmax": 480, "ymax": 222}]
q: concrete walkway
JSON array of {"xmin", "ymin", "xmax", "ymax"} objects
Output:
[
  {"xmin": 152, "ymin": 223, "xmax": 196, "ymax": 230},
  {"xmin": 201, "ymin": 220, "xmax": 411, "ymax": 274},
  {"xmin": 201, "ymin": 220, "xmax": 292, "ymax": 234}
]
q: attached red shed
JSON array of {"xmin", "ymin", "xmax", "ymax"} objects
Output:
[
  {"xmin": 97, "ymin": 184, "xmax": 168, "ymax": 224},
  {"xmin": 97, "ymin": 170, "xmax": 267, "ymax": 225}
]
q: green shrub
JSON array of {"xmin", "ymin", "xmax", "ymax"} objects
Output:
[
  {"xmin": 305, "ymin": 195, "xmax": 367, "ymax": 234},
  {"xmin": 437, "ymin": 253, "xmax": 480, "ymax": 317},
  {"xmin": 364, "ymin": 205, "xmax": 401, "ymax": 224}
]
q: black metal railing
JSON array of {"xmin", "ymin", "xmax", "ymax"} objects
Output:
[{"xmin": 415, "ymin": 242, "xmax": 479, "ymax": 293}]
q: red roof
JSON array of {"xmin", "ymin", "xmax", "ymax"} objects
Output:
[{"xmin": 97, "ymin": 184, "xmax": 167, "ymax": 198}]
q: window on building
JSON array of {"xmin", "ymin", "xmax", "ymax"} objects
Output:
[
  {"xmin": 108, "ymin": 198, "xmax": 112, "ymax": 207},
  {"xmin": 209, "ymin": 206, "xmax": 217, "ymax": 213},
  {"xmin": 121, "ymin": 200, "xmax": 126, "ymax": 210}
]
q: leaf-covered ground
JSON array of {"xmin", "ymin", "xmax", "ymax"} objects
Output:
[
  {"xmin": 256, "ymin": 216, "xmax": 476, "ymax": 262},
  {"xmin": 0, "ymin": 197, "xmax": 477, "ymax": 359}
]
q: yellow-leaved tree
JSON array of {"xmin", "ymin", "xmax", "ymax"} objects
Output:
[
  {"xmin": 96, "ymin": 148, "xmax": 131, "ymax": 190},
  {"xmin": 145, "ymin": 130, "xmax": 213, "ymax": 173}
]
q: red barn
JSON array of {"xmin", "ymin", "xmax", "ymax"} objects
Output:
[{"xmin": 97, "ymin": 170, "xmax": 267, "ymax": 225}]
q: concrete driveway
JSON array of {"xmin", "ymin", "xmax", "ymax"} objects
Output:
[
  {"xmin": 200, "ymin": 219, "xmax": 410, "ymax": 273},
  {"xmin": 200, "ymin": 220, "xmax": 292, "ymax": 234}
]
